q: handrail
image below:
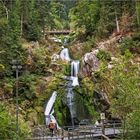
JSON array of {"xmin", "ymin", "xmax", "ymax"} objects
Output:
[
  {"xmin": 101, "ymin": 134, "xmax": 111, "ymax": 140},
  {"xmin": 27, "ymin": 123, "xmax": 122, "ymax": 140}
]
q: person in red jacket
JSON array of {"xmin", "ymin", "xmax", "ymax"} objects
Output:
[{"xmin": 49, "ymin": 120, "xmax": 56, "ymax": 137}]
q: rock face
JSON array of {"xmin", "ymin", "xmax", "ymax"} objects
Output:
[
  {"xmin": 93, "ymin": 90, "xmax": 110, "ymax": 113},
  {"xmin": 80, "ymin": 52, "xmax": 99, "ymax": 77}
]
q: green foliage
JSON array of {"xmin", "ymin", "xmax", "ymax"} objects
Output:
[
  {"xmin": 94, "ymin": 52, "xmax": 140, "ymax": 139},
  {"xmin": 82, "ymin": 36, "xmax": 96, "ymax": 53},
  {"xmin": 97, "ymin": 50, "xmax": 111, "ymax": 61},
  {"xmin": 0, "ymin": 1, "xmax": 140, "ymax": 138},
  {"xmin": 26, "ymin": 1, "xmax": 41, "ymax": 41},
  {"xmin": 84, "ymin": 99, "xmax": 99, "ymax": 121},
  {"xmin": 119, "ymin": 36, "xmax": 140, "ymax": 54},
  {"xmin": 81, "ymin": 77, "xmax": 94, "ymax": 97},
  {"xmin": 69, "ymin": 0, "xmax": 137, "ymax": 39},
  {"xmin": 8, "ymin": 0, "xmax": 21, "ymax": 41},
  {"xmin": 0, "ymin": 1, "xmax": 25, "ymax": 77},
  {"xmin": 27, "ymin": 20, "xmax": 41, "ymax": 41},
  {"xmin": 110, "ymin": 55, "xmax": 140, "ymax": 120},
  {"xmin": 0, "ymin": 64, "xmax": 5, "ymax": 71},
  {"xmin": 93, "ymin": 62, "xmax": 107, "ymax": 79},
  {"xmin": 60, "ymin": 64, "xmax": 68, "ymax": 76},
  {"xmin": 32, "ymin": 47, "xmax": 51, "ymax": 74},
  {"xmin": 54, "ymin": 94, "xmax": 70, "ymax": 126},
  {"xmin": 50, "ymin": 2, "xmax": 65, "ymax": 29},
  {"xmin": 69, "ymin": 0, "xmax": 100, "ymax": 39},
  {"xmin": 19, "ymin": 72, "xmax": 38, "ymax": 100},
  {"xmin": 74, "ymin": 87, "xmax": 99, "ymax": 121},
  {"xmin": 18, "ymin": 118, "xmax": 32, "ymax": 139},
  {"xmin": 0, "ymin": 103, "xmax": 16, "ymax": 139},
  {"xmin": 0, "ymin": 103, "xmax": 31, "ymax": 139},
  {"xmin": 96, "ymin": 1, "xmax": 116, "ymax": 38},
  {"xmin": 126, "ymin": 110, "xmax": 140, "ymax": 139},
  {"xmin": 91, "ymin": 49, "xmax": 139, "ymax": 139}
]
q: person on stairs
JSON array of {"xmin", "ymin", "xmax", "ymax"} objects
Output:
[{"xmin": 49, "ymin": 119, "xmax": 56, "ymax": 137}]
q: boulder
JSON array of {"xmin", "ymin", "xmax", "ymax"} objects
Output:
[{"xmin": 80, "ymin": 52, "xmax": 99, "ymax": 77}]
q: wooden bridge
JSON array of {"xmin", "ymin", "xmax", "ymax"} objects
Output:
[{"xmin": 46, "ymin": 30, "xmax": 71, "ymax": 35}]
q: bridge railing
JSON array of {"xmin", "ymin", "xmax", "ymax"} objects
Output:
[
  {"xmin": 26, "ymin": 122, "xmax": 122, "ymax": 140},
  {"xmin": 45, "ymin": 30, "xmax": 71, "ymax": 35}
]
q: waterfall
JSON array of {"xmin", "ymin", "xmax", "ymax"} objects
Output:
[
  {"xmin": 60, "ymin": 47, "xmax": 71, "ymax": 61},
  {"xmin": 45, "ymin": 38, "xmax": 80, "ymax": 127},
  {"xmin": 70, "ymin": 77, "xmax": 79, "ymax": 87},
  {"xmin": 45, "ymin": 91, "xmax": 57, "ymax": 125},
  {"xmin": 67, "ymin": 88, "xmax": 76, "ymax": 126},
  {"xmin": 66, "ymin": 60, "xmax": 80, "ymax": 126},
  {"xmin": 71, "ymin": 60, "xmax": 79, "ymax": 86},
  {"xmin": 71, "ymin": 60, "xmax": 79, "ymax": 77}
]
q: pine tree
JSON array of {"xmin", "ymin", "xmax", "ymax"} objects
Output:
[{"xmin": 26, "ymin": 0, "xmax": 41, "ymax": 41}]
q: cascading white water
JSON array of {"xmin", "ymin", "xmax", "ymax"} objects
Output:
[
  {"xmin": 67, "ymin": 88, "xmax": 76, "ymax": 126},
  {"xmin": 45, "ymin": 38, "xmax": 80, "ymax": 127},
  {"xmin": 60, "ymin": 47, "xmax": 71, "ymax": 61},
  {"xmin": 45, "ymin": 91, "xmax": 57, "ymax": 125},
  {"xmin": 70, "ymin": 76, "xmax": 79, "ymax": 87},
  {"xmin": 71, "ymin": 60, "xmax": 79, "ymax": 77},
  {"xmin": 71, "ymin": 60, "xmax": 79, "ymax": 86},
  {"xmin": 66, "ymin": 60, "xmax": 80, "ymax": 126}
]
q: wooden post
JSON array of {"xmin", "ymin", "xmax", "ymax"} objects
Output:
[
  {"xmin": 101, "ymin": 119, "xmax": 105, "ymax": 135},
  {"xmin": 61, "ymin": 128, "xmax": 64, "ymax": 140},
  {"xmin": 68, "ymin": 128, "xmax": 70, "ymax": 140},
  {"xmin": 101, "ymin": 113, "xmax": 105, "ymax": 139}
]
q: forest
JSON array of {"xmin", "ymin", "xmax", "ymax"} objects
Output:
[{"xmin": 0, "ymin": 0, "xmax": 140, "ymax": 139}]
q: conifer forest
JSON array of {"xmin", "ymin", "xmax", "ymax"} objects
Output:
[{"xmin": 0, "ymin": 0, "xmax": 140, "ymax": 139}]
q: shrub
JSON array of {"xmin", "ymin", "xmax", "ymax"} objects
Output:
[
  {"xmin": 119, "ymin": 37, "xmax": 140, "ymax": 54},
  {"xmin": 97, "ymin": 50, "xmax": 111, "ymax": 61},
  {"xmin": 0, "ymin": 103, "xmax": 31, "ymax": 139},
  {"xmin": 126, "ymin": 110, "xmax": 140, "ymax": 139}
]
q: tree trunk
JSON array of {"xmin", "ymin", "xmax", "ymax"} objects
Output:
[
  {"xmin": 20, "ymin": 14, "xmax": 23, "ymax": 37},
  {"xmin": 136, "ymin": 1, "xmax": 140, "ymax": 26},
  {"xmin": 115, "ymin": 12, "xmax": 120, "ymax": 33}
]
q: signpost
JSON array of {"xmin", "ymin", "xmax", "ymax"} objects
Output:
[
  {"xmin": 11, "ymin": 60, "xmax": 22, "ymax": 140},
  {"xmin": 101, "ymin": 113, "xmax": 105, "ymax": 120}
]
